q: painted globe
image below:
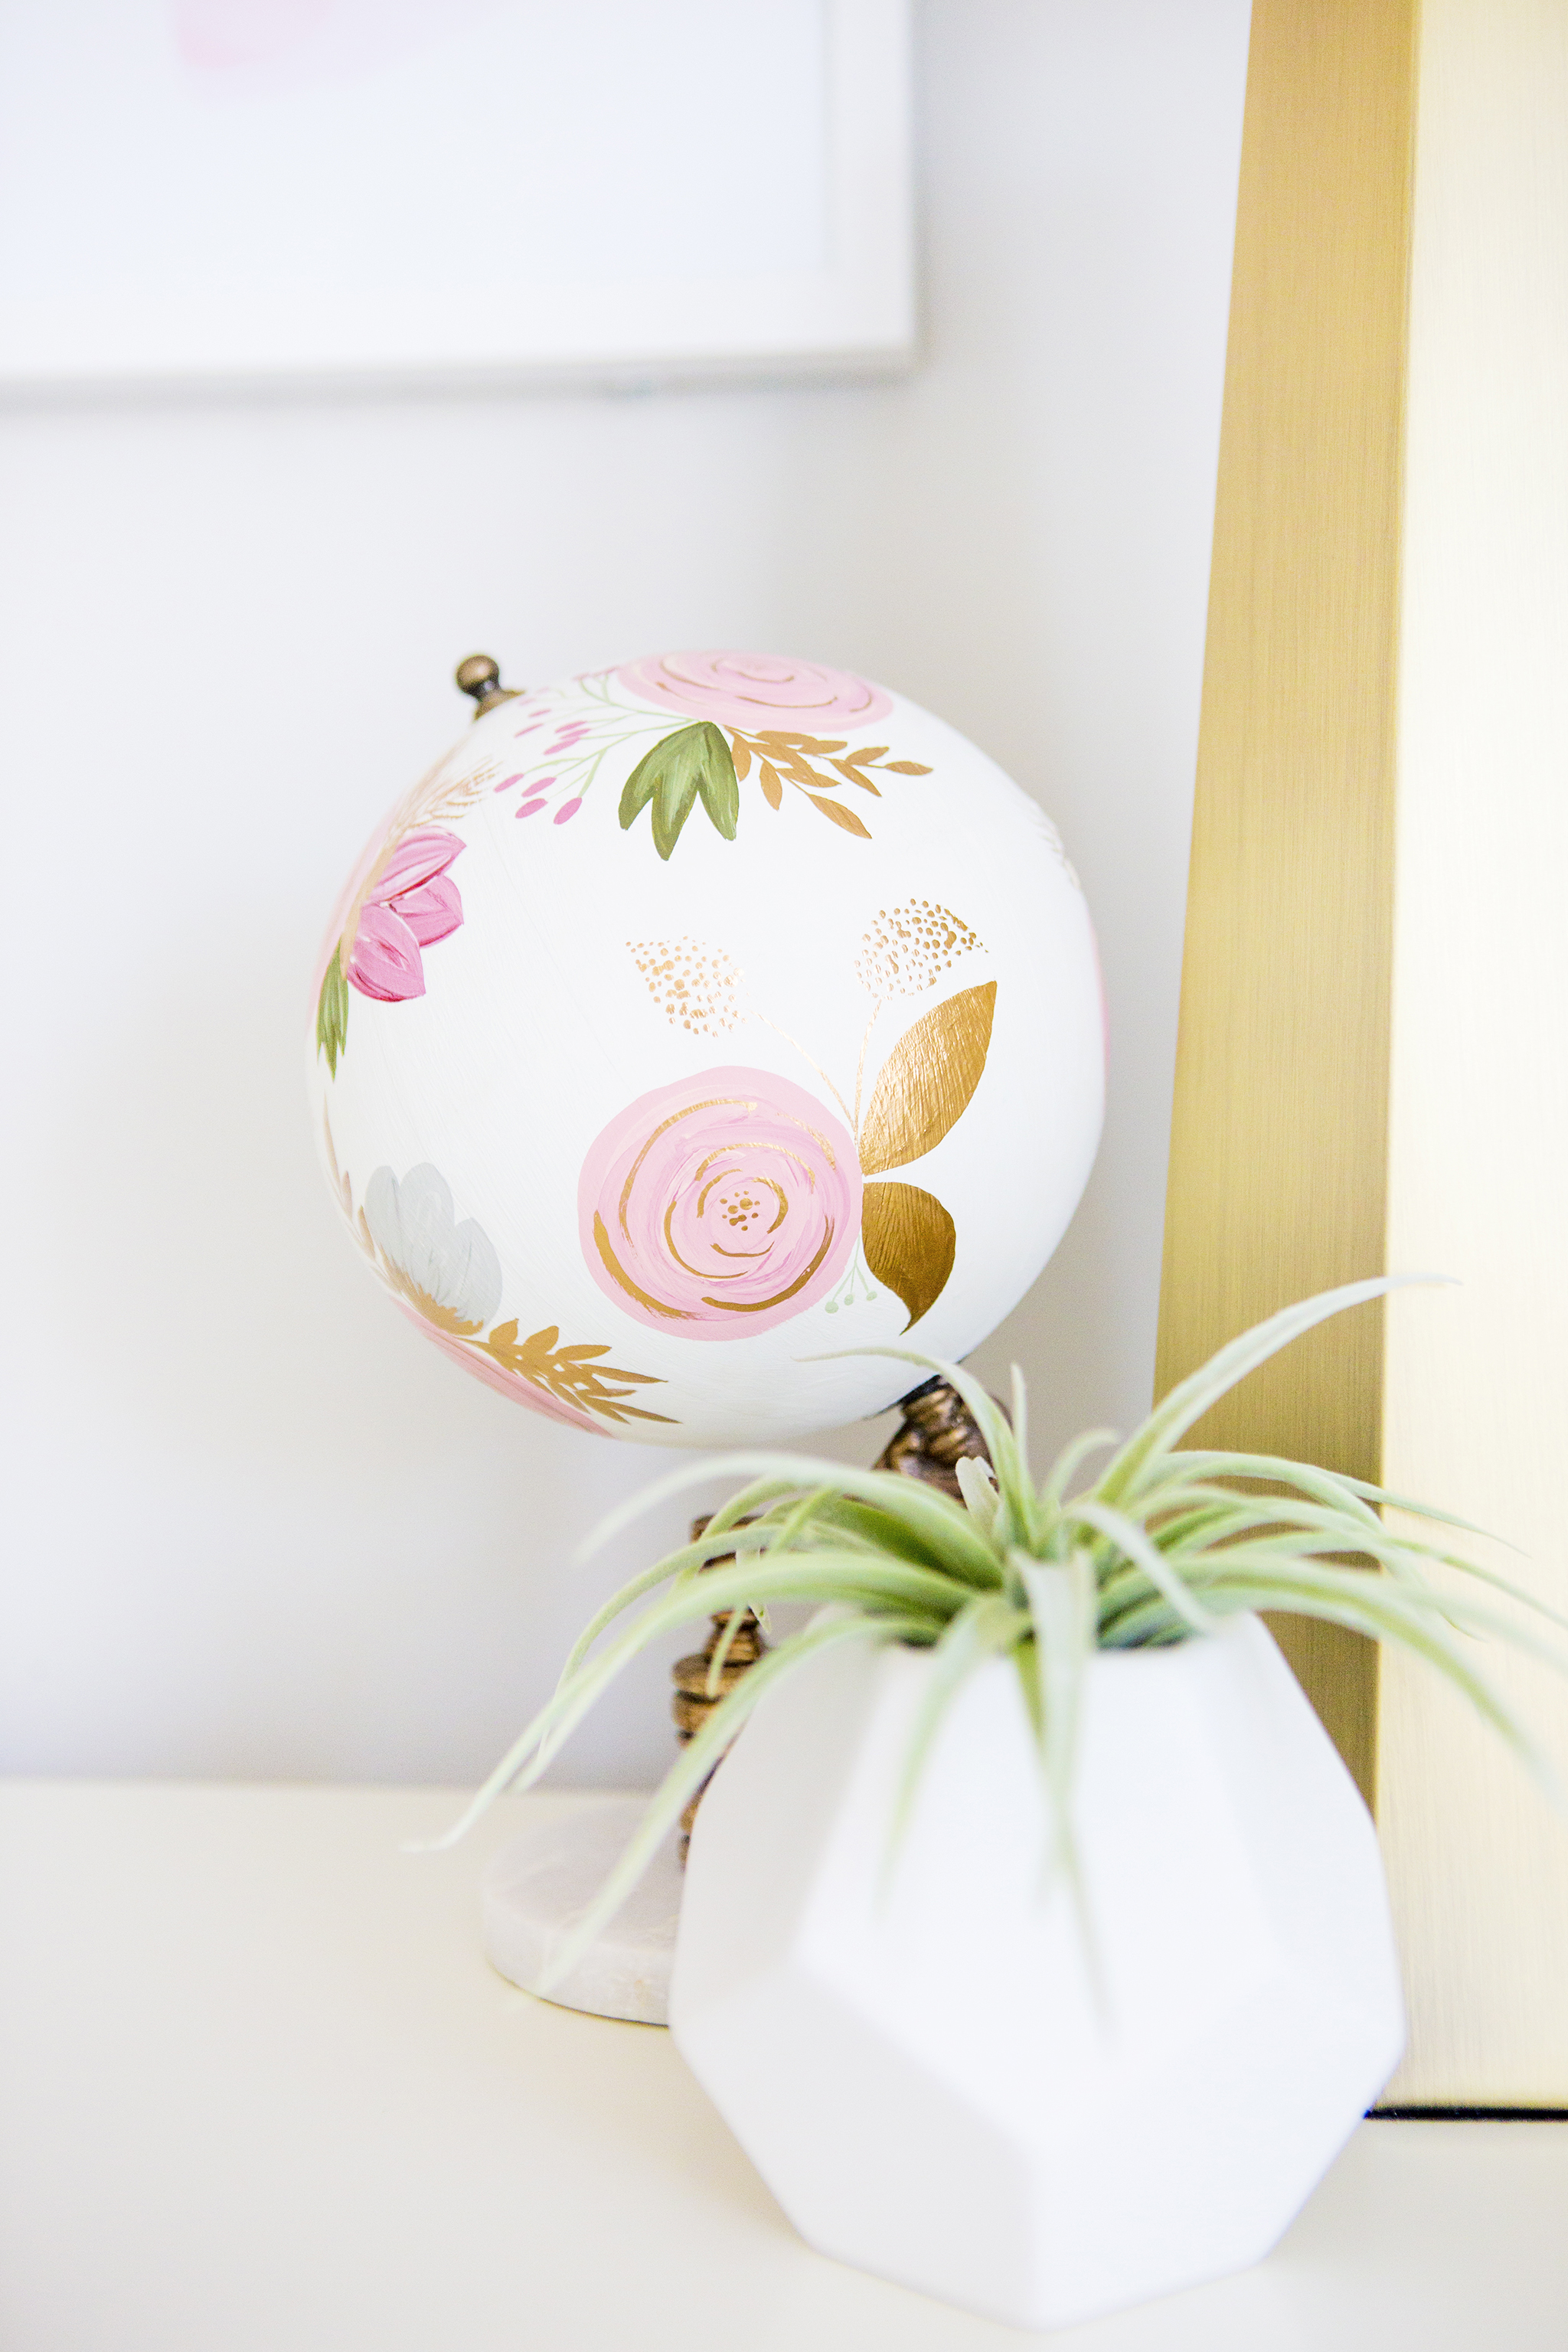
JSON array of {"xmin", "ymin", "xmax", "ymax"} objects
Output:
[{"xmin": 310, "ymin": 651, "xmax": 1104, "ymax": 1446}]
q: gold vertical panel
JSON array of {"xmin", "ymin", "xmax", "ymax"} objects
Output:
[{"xmin": 1155, "ymin": 0, "xmax": 1418, "ymax": 1800}]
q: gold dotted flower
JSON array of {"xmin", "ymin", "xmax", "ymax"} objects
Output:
[
  {"xmin": 854, "ymin": 900, "xmax": 982, "ymax": 998},
  {"xmin": 627, "ymin": 937, "xmax": 743, "ymax": 1034}
]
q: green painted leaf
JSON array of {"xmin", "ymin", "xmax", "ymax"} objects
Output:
[
  {"xmin": 619, "ymin": 724, "xmax": 740, "ymax": 860},
  {"xmin": 316, "ymin": 952, "xmax": 348, "ymax": 1074},
  {"xmin": 618, "ymin": 760, "xmax": 658, "ymax": 825},
  {"xmin": 654, "ymin": 763, "xmax": 700, "ymax": 858},
  {"xmin": 697, "ymin": 741, "xmax": 740, "ymax": 839}
]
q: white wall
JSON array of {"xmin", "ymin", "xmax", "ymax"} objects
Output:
[{"xmin": 0, "ymin": 0, "xmax": 1250, "ymax": 1786}]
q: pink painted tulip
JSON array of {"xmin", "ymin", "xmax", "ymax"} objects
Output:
[{"xmin": 346, "ymin": 828, "xmax": 464, "ymax": 1002}]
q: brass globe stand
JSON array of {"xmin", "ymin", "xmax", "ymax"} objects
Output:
[
  {"xmin": 482, "ymin": 1376, "xmax": 992, "ymax": 2024},
  {"xmin": 671, "ymin": 1377, "xmax": 991, "ymax": 1848}
]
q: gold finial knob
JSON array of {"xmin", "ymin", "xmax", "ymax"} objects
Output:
[{"xmin": 454, "ymin": 652, "xmax": 522, "ymax": 720}]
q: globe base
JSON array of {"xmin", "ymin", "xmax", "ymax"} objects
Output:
[
  {"xmin": 480, "ymin": 1380, "xmax": 994, "ymax": 2025},
  {"xmin": 482, "ymin": 1795, "xmax": 680, "ymax": 2026}
]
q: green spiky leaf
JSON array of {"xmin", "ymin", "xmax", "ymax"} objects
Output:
[
  {"xmin": 316, "ymin": 952, "xmax": 348, "ymax": 1074},
  {"xmin": 618, "ymin": 724, "xmax": 740, "ymax": 859},
  {"xmin": 424, "ymin": 1276, "xmax": 1567, "ymax": 1945}
]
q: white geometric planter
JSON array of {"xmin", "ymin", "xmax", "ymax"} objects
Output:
[{"xmin": 670, "ymin": 1613, "xmax": 1404, "ymax": 2331}]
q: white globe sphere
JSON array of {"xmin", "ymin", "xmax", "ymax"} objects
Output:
[{"xmin": 310, "ymin": 652, "xmax": 1103, "ymax": 1447}]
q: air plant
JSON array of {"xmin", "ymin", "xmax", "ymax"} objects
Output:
[{"xmin": 431, "ymin": 1276, "xmax": 1564, "ymax": 1977}]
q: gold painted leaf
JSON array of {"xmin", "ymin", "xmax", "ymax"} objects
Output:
[
  {"xmin": 750, "ymin": 732, "xmax": 846, "ymax": 756},
  {"xmin": 859, "ymin": 981, "xmax": 997, "ymax": 1173},
  {"xmin": 861, "ymin": 1181, "xmax": 956, "ymax": 1331},
  {"xmin": 808, "ymin": 792, "xmax": 872, "ymax": 839},
  {"xmin": 479, "ymin": 1320, "xmax": 676, "ymax": 1423},
  {"xmin": 758, "ymin": 760, "xmax": 783, "ymax": 808},
  {"xmin": 883, "ymin": 760, "xmax": 932, "ymax": 775},
  {"xmin": 831, "ymin": 758, "xmax": 882, "ymax": 795}
]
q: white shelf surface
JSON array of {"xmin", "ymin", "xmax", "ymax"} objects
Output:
[{"xmin": 2, "ymin": 1781, "xmax": 1566, "ymax": 2350}]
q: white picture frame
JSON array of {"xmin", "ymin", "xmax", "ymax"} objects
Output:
[{"xmin": 0, "ymin": 0, "xmax": 913, "ymax": 395}]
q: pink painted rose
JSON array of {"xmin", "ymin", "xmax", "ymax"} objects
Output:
[
  {"xmin": 580, "ymin": 1067, "xmax": 861, "ymax": 1339},
  {"xmin": 613, "ymin": 650, "xmax": 892, "ymax": 734},
  {"xmin": 341, "ymin": 827, "xmax": 465, "ymax": 1002}
]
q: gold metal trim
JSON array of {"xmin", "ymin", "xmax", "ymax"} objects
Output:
[
  {"xmin": 1155, "ymin": 0, "xmax": 1419, "ymax": 1805},
  {"xmin": 454, "ymin": 652, "xmax": 522, "ymax": 718}
]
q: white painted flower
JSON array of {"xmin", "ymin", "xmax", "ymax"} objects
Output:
[{"xmin": 364, "ymin": 1164, "xmax": 503, "ymax": 1335}]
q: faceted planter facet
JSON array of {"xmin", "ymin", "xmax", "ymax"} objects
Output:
[{"xmin": 669, "ymin": 1614, "xmax": 1404, "ymax": 2331}]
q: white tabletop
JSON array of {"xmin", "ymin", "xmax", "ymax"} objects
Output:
[{"xmin": 3, "ymin": 1782, "xmax": 1566, "ymax": 2351}]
